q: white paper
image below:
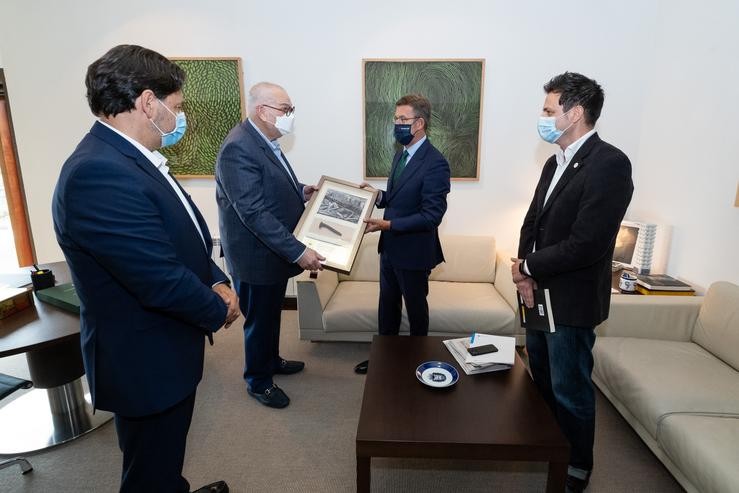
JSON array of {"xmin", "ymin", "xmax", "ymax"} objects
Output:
[
  {"xmin": 442, "ymin": 336, "xmax": 514, "ymax": 375},
  {"xmin": 465, "ymin": 333, "xmax": 516, "ymax": 367}
]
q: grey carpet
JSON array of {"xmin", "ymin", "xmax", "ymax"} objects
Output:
[{"xmin": 0, "ymin": 311, "xmax": 682, "ymax": 492}]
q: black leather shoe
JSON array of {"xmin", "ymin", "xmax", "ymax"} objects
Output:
[
  {"xmin": 191, "ymin": 480, "xmax": 229, "ymax": 493},
  {"xmin": 275, "ymin": 358, "xmax": 305, "ymax": 375},
  {"xmin": 354, "ymin": 360, "xmax": 368, "ymax": 374},
  {"xmin": 565, "ymin": 472, "xmax": 591, "ymax": 493},
  {"xmin": 247, "ymin": 384, "xmax": 290, "ymax": 408}
]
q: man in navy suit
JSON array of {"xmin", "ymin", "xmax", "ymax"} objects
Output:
[
  {"xmin": 511, "ymin": 72, "xmax": 633, "ymax": 493},
  {"xmin": 52, "ymin": 45, "xmax": 238, "ymax": 493},
  {"xmin": 216, "ymin": 82, "xmax": 324, "ymax": 409},
  {"xmin": 355, "ymin": 94, "xmax": 451, "ymax": 374}
]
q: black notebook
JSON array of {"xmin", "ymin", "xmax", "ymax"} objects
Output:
[{"xmin": 517, "ymin": 289, "xmax": 555, "ymax": 333}]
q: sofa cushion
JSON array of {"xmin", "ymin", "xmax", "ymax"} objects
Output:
[
  {"xmin": 339, "ymin": 234, "xmax": 380, "ymax": 282},
  {"xmin": 339, "ymin": 234, "xmax": 497, "ymax": 284},
  {"xmin": 430, "ymin": 236, "xmax": 496, "ymax": 283},
  {"xmin": 426, "ymin": 281, "xmax": 515, "ymax": 334},
  {"xmin": 323, "ymin": 280, "xmax": 515, "ymax": 335},
  {"xmin": 691, "ymin": 281, "xmax": 739, "ymax": 371},
  {"xmin": 593, "ymin": 337, "xmax": 739, "ymax": 438},
  {"xmin": 658, "ymin": 414, "xmax": 739, "ymax": 493}
]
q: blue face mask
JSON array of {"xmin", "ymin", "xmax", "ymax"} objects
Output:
[
  {"xmin": 393, "ymin": 123, "xmax": 414, "ymax": 146},
  {"xmin": 537, "ymin": 109, "xmax": 573, "ymax": 144},
  {"xmin": 151, "ymin": 100, "xmax": 187, "ymax": 147}
]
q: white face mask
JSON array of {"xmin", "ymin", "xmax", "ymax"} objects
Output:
[{"xmin": 274, "ymin": 113, "xmax": 295, "ymax": 136}]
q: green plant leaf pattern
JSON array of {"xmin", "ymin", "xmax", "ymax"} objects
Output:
[
  {"xmin": 161, "ymin": 59, "xmax": 243, "ymax": 176},
  {"xmin": 364, "ymin": 60, "xmax": 483, "ymax": 179}
]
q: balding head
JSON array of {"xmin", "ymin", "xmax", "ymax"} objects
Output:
[
  {"xmin": 247, "ymin": 82, "xmax": 295, "ymax": 140},
  {"xmin": 247, "ymin": 82, "xmax": 289, "ymax": 116}
]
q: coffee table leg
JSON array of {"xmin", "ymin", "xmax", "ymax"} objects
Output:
[
  {"xmin": 546, "ymin": 460, "xmax": 568, "ymax": 493},
  {"xmin": 356, "ymin": 456, "xmax": 370, "ymax": 493}
]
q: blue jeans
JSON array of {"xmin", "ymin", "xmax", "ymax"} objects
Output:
[
  {"xmin": 232, "ymin": 278, "xmax": 288, "ymax": 393},
  {"xmin": 526, "ymin": 325, "xmax": 596, "ymax": 472}
]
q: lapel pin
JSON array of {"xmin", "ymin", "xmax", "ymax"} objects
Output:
[{"xmin": 573, "ymin": 162, "xmax": 580, "ymax": 169}]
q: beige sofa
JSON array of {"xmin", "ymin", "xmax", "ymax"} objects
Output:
[
  {"xmin": 593, "ymin": 281, "xmax": 739, "ymax": 493},
  {"xmin": 296, "ymin": 234, "xmax": 520, "ymax": 342}
]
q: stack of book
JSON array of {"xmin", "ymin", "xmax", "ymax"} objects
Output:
[
  {"xmin": 636, "ymin": 274, "xmax": 695, "ymax": 296},
  {"xmin": 0, "ymin": 287, "xmax": 33, "ymax": 319},
  {"xmin": 443, "ymin": 333, "xmax": 515, "ymax": 375}
]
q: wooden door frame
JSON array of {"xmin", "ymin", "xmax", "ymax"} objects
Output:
[{"xmin": 0, "ymin": 68, "xmax": 36, "ymax": 266}]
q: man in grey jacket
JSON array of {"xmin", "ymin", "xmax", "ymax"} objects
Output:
[{"xmin": 216, "ymin": 82, "xmax": 323, "ymax": 409}]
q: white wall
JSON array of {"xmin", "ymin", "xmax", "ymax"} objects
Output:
[{"xmin": 0, "ymin": 0, "xmax": 736, "ymax": 291}]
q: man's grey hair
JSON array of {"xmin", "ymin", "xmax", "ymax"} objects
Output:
[{"xmin": 247, "ymin": 82, "xmax": 286, "ymax": 116}]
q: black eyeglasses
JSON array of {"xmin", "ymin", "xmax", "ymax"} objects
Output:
[{"xmin": 263, "ymin": 104, "xmax": 295, "ymax": 116}]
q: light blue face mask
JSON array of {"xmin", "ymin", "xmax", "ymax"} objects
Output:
[
  {"xmin": 537, "ymin": 108, "xmax": 573, "ymax": 144},
  {"xmin": 150, "ymin": 99, "xmax": 187, "ymax": 147}
]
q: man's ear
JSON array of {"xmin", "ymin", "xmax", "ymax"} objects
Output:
[
  {"xmin": 572, "ymin": 105, "xmax": 586, "ymax": 124},
  {"xmin": 137, "ymin": 89, "xmax": 157, "ymax": 118}
]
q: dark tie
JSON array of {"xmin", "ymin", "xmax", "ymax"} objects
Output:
[{"xmin": 392, "ymin": 150, "xmax": 409, "ymax": 184}]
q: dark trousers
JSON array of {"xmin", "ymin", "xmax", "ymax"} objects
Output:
[
  {"xmin": 233, "ymin": 278, "xmax": 288, "ymax": 393},
  {"xmin": 526, "ymin": 325, "xmax": 596, "ymax": 472},
  {"xmin": 114, "ymin": 391, "xmax": 196, "ymax": 493},
  {"xmin": 378, "ymin": 253, "xmax": 431, "ymax": 336}
]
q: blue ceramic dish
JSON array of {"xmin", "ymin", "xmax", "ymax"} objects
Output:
[{"xmin": 415, "ymin": 361, "xmax": 460, "ymax": 388}]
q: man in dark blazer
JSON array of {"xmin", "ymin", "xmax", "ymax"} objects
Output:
[
  {"xmin": 52, "ymin": 45, "xmax": 238, "ymax": 493},
  {"xmin": 511, "ymin": 72, "xmax": 633, "ymax": 493},
  {"xmin": 216, "ymin": 82, "xmax": 324, "ymax": 409},
  {"xmin": 355, "ymin": 94, "xmax": 451, "ymax": 374}
]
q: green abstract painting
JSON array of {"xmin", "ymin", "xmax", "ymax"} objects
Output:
[
  {"xmin": 161, "ymin": 58, "xmax": 245, "ymax": 177},
  {"xmin": 364, "ymin": 59, "xmax": 484, "ymax": 180}
]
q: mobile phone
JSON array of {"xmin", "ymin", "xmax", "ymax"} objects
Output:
[{"xmin": 467, "ymin": 344, "xmax": 498, "ymax": 356}]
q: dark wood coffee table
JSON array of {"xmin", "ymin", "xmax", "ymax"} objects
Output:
[{"xmin": 356, "ymin": 336, "xmax": 569, "ymax": 492}]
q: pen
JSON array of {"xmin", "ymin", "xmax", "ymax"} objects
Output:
[{"xmin": 470, "ymin": 332, "xmax": 476, "ymax": 344}]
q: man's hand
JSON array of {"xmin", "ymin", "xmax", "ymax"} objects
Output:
[
  {"xmin": 364, "ymin": 218, "xmax": 391, "ymax": 233},
  {"xmin": 213, "ymin": 283, "xmax": 240, "ymax": 327},
  {"xmin": 303, "ymin": 185, "xmax": 318, "ymax": 202},
  {"xmin": 359, "ymin": 182, "xmax": 377, "ymax": 193},
  {"xmin": 516, "ymin": 277, "xmax": 538, "ymax": 309},
  {"xmin": 510, "ymin": 257, "xmax": 529, "ymax": 283},
  {"xmin": 298, "ymin": 247, "xmax": 325, "ymax": 271}
]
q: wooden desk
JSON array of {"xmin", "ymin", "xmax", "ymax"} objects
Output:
[
  {"xmin": 356, "ymin": 336, "xmax": 569, "ymax": 493},
  {"xmin": 0, "ymin": 262, "xmax": 112, "ymax": 454}
]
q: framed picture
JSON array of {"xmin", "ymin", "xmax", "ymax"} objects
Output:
[
  {"xmin": 363, "ymin": 59, "xmax": 485, "ymax": 181},
  {"xmin": 294, "ymin": 176, "xmax": 379, "ymax": 274},
  {"xmin": 160, "ymin": 57, "xmax": 246, "ymax": 177}
]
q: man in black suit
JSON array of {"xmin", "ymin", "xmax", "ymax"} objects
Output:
[
  {"xmin": 511, "ymin": 72, "xmax": 633, "ymax": 493},
  {"xmin": 355, "ymin": 94, "xmax": 451, "ymax": 374}
]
